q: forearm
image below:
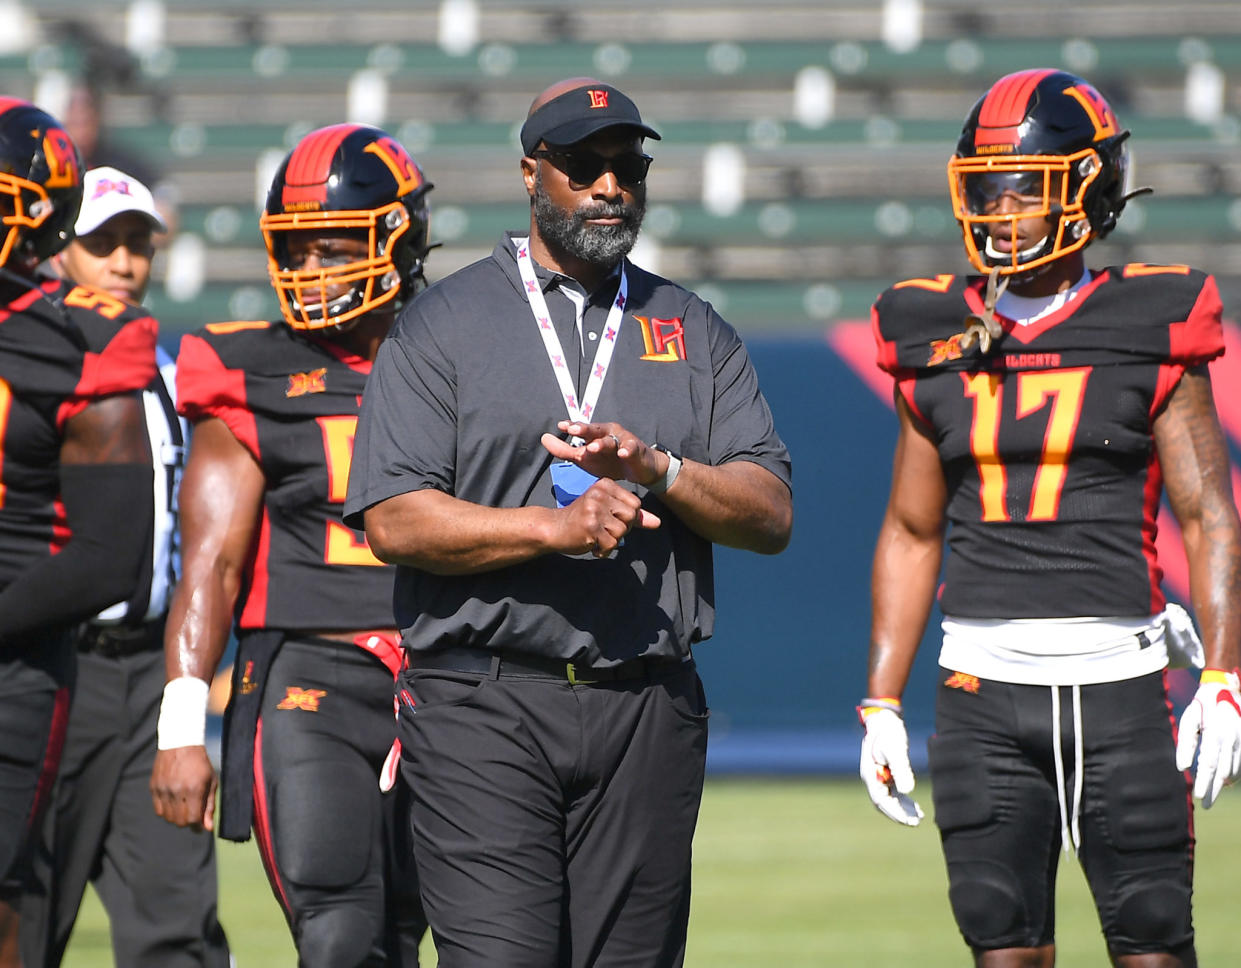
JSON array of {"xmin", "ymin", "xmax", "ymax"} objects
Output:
[
  {"xmin": 1181, "ymin": 515, "xmax": 1241, "ymax": 671},
  {"xmin": 0, "ymin": 463, "xmax": 153, "ymax": 637},
  {"xmin": 163, "ymin": 571, "xmax": 238, "ymax": 682},
  {"xmin": 658, "ymin": 458, "xmax": 792, "ymax": 554},
  {"xmin": 868, "ymin": 515, "xmax": 942, "ymax": 699},
  {"xmin": 164, "ymin": 417, "xmax": 265, "ymax": 682},
  {"xmin": 154, "ymin": 572, "xmax": 228, "ymax": 823},
  {"xmin": 157, "ymin": 579, "xmax": 226, "ymax": 752},
  {"xmin": 1155, "ymin": 365, "xmax": 1241, "ymax": 672},
  {"xmin": 365, "ymin": 488, "xmax": 560, "ymax": 575},
  {"xmin": 867, "ymin": 391, "xmax": 948, "ymax": 699}
]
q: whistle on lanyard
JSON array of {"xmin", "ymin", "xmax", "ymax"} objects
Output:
[{"xmin": 549, "ymin": 459, "xmax": 599, "ymax": 509}]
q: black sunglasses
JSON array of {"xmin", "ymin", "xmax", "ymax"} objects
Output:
[{"xmin": 532, "ymin": 149, "xmax": 653, "ymax": 186}]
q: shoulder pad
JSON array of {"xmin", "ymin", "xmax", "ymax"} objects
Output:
[
  {"xmin": 872, "ymin": 274, "xmax": 980, "ymax": 373},
  {"xmin": 1100, "ymin": 266, "xmax": 1224, "ymax": 365}
]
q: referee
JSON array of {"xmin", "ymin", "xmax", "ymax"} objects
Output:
[{"xmin": 19, "ymin": 168, "xmax": 230, "ymax": 968}]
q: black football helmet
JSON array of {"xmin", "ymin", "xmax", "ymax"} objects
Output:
[
  {"xmin": 260, "ymin": 123, "xmax": 432, "ymax": 331},
  {"xmin": 948, "ymin": 69, "xmax": 1134, "ymax": 275},
  {"xmin": 0, "ymin": 98, "xmax": 83, "ymax": 271}
]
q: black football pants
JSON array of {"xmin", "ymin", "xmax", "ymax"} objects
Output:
[
  {"xmin": 20, "ymin": 647, "xmax": 230, "ymax": 968},
  {"xmin": 929, "ymin": 668, "xmax": 1194, "ymax": 957},
  {"xmin": 397, "ymin": 659, "xmax": 710, "ymax": 968},
  {"xmin": 254, "ymin": 636, "xmax": 426, "ymax": 968},
  {"xmin": 0, "ymin": 631, "xmax": 72, "ymax": 904}
]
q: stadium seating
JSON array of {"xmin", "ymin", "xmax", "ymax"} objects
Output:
[{"xmin": 5, "ymin": 0, "xmax": 1241, "ymax": 335}]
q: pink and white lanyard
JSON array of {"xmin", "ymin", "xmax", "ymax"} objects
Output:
[{"xmin": 512, "ymin": 236, "xmax": 627, "ymax": 442}]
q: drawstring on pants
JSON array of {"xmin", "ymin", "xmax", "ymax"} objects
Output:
[{"xmin": 1050, "ymin": 684, "xmax": 1084, "ymax": 854}]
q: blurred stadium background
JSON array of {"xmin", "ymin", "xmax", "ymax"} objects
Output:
[{"xmin": 5, "ymin": 0, "xmax": 1241, "ymax": 769}]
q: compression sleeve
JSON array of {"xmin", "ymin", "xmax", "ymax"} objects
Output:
[{"xmin": 0, "ymin": 462, "xmax": 154, "ymax": 638}]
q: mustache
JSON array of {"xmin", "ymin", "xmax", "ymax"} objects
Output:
[{"xmin": 575, "ymin": 202, "xmax": 636, "ymax": 221}]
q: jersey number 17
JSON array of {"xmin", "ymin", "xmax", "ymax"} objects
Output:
[{"xmin": 962, "ymin": 367, "xmax": 1090, "ymax": 522}]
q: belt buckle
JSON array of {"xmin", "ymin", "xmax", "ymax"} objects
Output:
[{"xmin": 565, "ymin": 662, "xmax": 598, "ymax": 685}]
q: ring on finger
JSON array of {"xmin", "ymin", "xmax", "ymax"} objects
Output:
[{"xmin": 608, "ymin": 433, "xmax": 621, "ymax": 449}]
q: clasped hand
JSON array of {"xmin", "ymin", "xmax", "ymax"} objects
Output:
[{"xmin": 540, "ymin": 420, "xmax": 662, "ymax": 558}]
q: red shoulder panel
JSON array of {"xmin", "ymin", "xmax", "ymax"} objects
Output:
[
  {"xmin": 1168, "ymin": 274, "xmax": 1225, "ymax": 365},
  {"xmin": 176, "ymin": 332, "xmax": 261, "ymax": 459},
  {"xmin": 57, "ymin": 315, "xmax": 158, "ymax": 428},
  {"xmin": 74, "ymin": 314, "xmax": 158, "ymax": 398}
]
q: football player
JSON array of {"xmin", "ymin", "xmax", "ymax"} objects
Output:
[
  {"xmin": 20, "ymin": 167, "xmax": 229, "ymax": 968},
  {"xmin": 148, "ymin": 124, "xmax": 433, "ymax": 966},
  {"xmin": 861, "ymin": 69, "xmax": 1241, "ymax": 967},
  {"xmin": 0, "ymin": 100, "xmax": 156, "ymax": 967}
]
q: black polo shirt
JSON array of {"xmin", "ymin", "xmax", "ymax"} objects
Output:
[{"xmin": 345, "ymin": 233, "xmax": 791, "ymax": 665}]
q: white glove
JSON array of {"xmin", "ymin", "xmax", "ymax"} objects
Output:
[
  {"xmin": 1175, "ymin": 668, "xmax": 1241, "ymax": 808},
  {"xmin": 859, "ymin": 704, "xmax": 924, "ymax": 826},
  {"xmin": 1162, "ymin": 603, "xmax": 1205, "ymax": 670}
]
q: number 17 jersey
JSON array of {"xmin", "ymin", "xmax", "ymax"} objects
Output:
[{"xmin": 871, "ymin": 264, "xmax": 1225, "ymax": 620}]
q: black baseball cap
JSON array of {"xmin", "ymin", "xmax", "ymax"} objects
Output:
[{"xmin": 520, "ymin": 83, "xmax": 661, "ymax": 156}]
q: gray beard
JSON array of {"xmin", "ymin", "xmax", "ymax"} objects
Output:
[{"xmin": 532, "ymin": 169, "xmax": 645, "ymax": 270}]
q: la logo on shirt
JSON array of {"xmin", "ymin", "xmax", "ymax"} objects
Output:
[{"xmin": 635, "ymin": 316, "xmax": 686, "ymax": 362}]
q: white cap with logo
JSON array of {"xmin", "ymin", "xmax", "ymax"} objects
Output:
[{"xmin": 74, "ymin": 166, "xmax": 168, "ymax": 237}]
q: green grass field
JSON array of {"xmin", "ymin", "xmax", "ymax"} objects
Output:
[{"xmin": 61, "ymin": 777, "xmax": 1240, "ymax": 966}]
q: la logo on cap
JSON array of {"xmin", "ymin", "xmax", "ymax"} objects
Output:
[{"xmin": 588, "ymin": 89, "xmax": 609, "ymax": 109}]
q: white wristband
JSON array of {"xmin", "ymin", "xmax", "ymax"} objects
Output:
[{"xmin": 157, "ymin": 676, "xmax": 210, "ymax": 750}]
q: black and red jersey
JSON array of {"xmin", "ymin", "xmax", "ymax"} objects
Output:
[
  {"xmin": 872, "ymin": 264, "xmax": 1224, "ymax": 619},
  {"xmin": 176, "ymin": 320, "xmax": 395, "ymax": 632},
  {"xmin": 0, "ymin": 279, "xmax": 157, "ymax": 591}
]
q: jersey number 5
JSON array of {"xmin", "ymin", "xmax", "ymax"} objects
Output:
[
  {"xmin": 317, "ymin": 415, "xmax": 383, "ymax": 566},
  {"xmin": 962, "ymin": 367, "xmax": 1090, "ymax": 522}
]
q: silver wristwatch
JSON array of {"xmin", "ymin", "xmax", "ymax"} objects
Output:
[{"xmin": 648, "ymin": 444, "xmax": 683, "ymax": 494}]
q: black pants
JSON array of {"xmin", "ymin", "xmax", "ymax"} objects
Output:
[
  {"xmin": 19, "ymin": 647, "xmax": 230, "ymax": 968},
  {"xmin": 398, "ymin": 658, "xmax": 709, "ymax": 968},
  {"xmin": 254, "ymin": 636, "xmax": 426, "ymax": 968},
  {"xmin": 0, "ymin": 630, "xmax": 72, "ymax": 903},
  {"xmin": 929, "ymin": 668, "xmax": 1194, "ymax": 957}
]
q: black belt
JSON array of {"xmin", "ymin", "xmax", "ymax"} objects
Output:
[
  {"xmin": 408, "ymin": 647, "xmax": 691, "ymax": 685},
  {"xmin": 75, "ymin": 617, "xmax": 165, "ymax": 658}
]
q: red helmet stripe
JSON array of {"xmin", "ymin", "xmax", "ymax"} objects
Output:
[
  {"xmin": 281, "ymin": 124, "xmax": 359, "ymax": 208},
  {"xmin": 974, "ymin": 69, "xmax": 1058, "ymax": 147},
  {"xmin": 0, "ymin": 97, "xmax": 28, "ymax": 118}
]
